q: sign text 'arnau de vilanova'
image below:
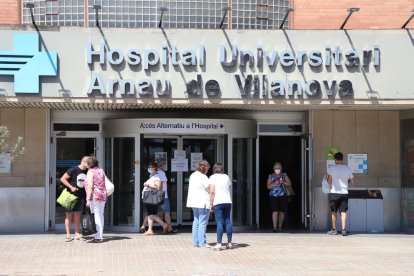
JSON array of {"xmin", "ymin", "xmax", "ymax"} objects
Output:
[{"xmin": 87, "ymin": 42, "xmax": 380, "ymax": 99}]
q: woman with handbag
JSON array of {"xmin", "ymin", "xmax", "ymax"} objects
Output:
[
  {"xmin": 85, "ymin": 156, "xmax": 107, "ymax": 243},
  {"xmin": 142, "ymin": 162, "xmax": 168, "ymax": 236},
  {"xmin": 59, "ymin": 156, "xmax": 89, "ymax": 242},
  {"xmin": 267, "ymin": 162, "xmax": 292, "ymax": 232}
]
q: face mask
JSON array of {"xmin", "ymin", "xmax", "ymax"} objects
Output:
[
  {"xmin": 274, "ymin": 169, "xmax": 281, "ymax": 174},
  {"xmin": 147, "ymin": 168, "xmax": 152, "ymax": 174}
]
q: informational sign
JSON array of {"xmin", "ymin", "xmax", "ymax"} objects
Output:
[
  {"xmin": 348, "ymin": 153, "xmax": 368, "ymax": 174},
  {"xmin": 191, "ymin": 152, "xmax": 203, "ymax": 171},
  {"xmin": 138, "ymin": 119, "xmax": 226, "ymax": 135},
  {"xmin": 154, "ymin": 152, "xmax": 167, "ymax": 171},
  {"xmin": 0, "ymin": 153, "xmax": 11, "ymax": 173},
  {"xmin": 171, "ymin": 158, "xmax": 188, "ymax": 172},
  {"xmin": 174, "ymin": 150, "xmax": 186, "ymax": 160},
  {"xmin": 326, "ymin": 146, "xmax": 340, "ymax": 171}
]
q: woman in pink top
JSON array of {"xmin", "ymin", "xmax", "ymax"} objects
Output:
[{"xmin": 86, "ymin": 156, "xmax": 107, "ymax": 243}]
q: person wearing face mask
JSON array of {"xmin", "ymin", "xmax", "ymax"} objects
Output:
[
  {"xmin": 141, "ymin": 162, "xmax": 168, "ymax": 236},
  {"xmin": 139, "ymin": 160, "xmax": 178, "ymax": 234},
  {"xmin": 267, "ymin": 162, "xmax": 292, "ymax": 232}
]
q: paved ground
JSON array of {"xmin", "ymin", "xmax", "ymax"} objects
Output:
[{"xmin": 0, "ymin": 230, "xmax": 413, "ymax": 276}]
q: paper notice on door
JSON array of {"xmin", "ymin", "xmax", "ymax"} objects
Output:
[
  {"xmin": 171, "ymin": 158, "xmax": 188, "ymax": 172},
  {"xmin": 0, "ymin": 153, "xmax": 11, "ymax": 173},
  {"xmin": 191, "ymin": 153, "xmax": 203, "ymax": 171},
  {"xmin": 174, "ymin": 150, "xmax": 186, "ymax": 160}
]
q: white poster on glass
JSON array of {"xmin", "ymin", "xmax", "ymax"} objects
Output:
[
  {"xmin": 174, "ymin": 150, "xmax": 186, "ymax": 160},
  {"xmin": 191, "ymin": 153, "xmax": 203, "ymax": 171},
  {"xmin": 171, "ymin": 158, "xmax": 188, "ymax": 172},
  {"xmin": 0, "ymin": 153, "xmax": 11, "ymax": 173}
]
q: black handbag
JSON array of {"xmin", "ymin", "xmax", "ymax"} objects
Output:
[
  {"xmin": 142, "ymin": 190, "xmax": 165, "ymax": 206},
  {"xmin": 81, "ymin": 208, "xmax": 97, "ymax": 236}
]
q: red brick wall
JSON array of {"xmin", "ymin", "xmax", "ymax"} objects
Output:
[
  {"xmin": 0, "ymin": 0, "xmax": 21, "ymax": 25},
  {"xmin": 291, "ymin": 0, "xmax": 414, "ymax": 29}
]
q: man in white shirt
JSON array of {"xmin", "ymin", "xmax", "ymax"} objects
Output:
[{"xmin": 327, "ymin": 152, "xmax": 355, "ymax": 236}]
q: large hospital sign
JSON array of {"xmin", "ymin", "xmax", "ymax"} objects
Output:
[{"xmin": 86, "ymin": 42, "xmax": 380, "ymax": 99}]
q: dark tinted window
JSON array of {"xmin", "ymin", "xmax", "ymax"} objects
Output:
[{"xmin": 53, "ymin": 124, "xmax": 99, "ymax": 131}]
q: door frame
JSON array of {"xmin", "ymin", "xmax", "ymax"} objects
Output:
[
  {"xmin": 228, "ymin": 135, "xmax": 254, "ymax": 229},
  {"xmin": 104, "ymin": 135, "xmax": 138, "ymax": 232},
  {"xmin": 256, "ymin": 121, "xmax": 308, "ymax": 230},
  {"xmin": 49, "ymin": 132, "xmax": 102, "ymax": 230},
  {"xmin": 302, "ymin": 134, "xmax": 313, "ymax": 231}
]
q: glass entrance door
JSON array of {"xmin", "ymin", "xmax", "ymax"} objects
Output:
[
  {"xmin": 110, "ymin": 137, "xmax": 135, "ymax": 227},
  {"xmin": 182, "ymin": 138, "xmax": 217, "ymax": 224},
  {"xmin": 53, "ymin": 137, "xmax": 96, "ymax": 227},
  {"xmin": 232, "ymin": 138, "xmax": 252, "ymax": 226},
  {"xmin": 141, "ymin": 137, "xmax": 179, "ymax": 225},
  {"xmin": 141, "ymin": 136, "xmax": 218, "ymax": 226}
]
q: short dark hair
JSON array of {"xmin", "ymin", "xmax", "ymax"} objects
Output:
[
  {"xmin": 334, "ymin": 152, "xmax": 343, "ymax": 161},
  {"xmin": 213, "ymin": 162, "xmax": 224, "ymax": 174},
  {"xmin": 87, "ymin": 156, "xmax": 99, "ymax": 168},
  {"xmin": 148, "ymin": 161, "xmax": 157, "ymax": 168}
]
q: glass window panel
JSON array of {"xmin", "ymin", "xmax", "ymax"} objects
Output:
[{"xmin": 112, "ymin": 137, "xmax": 135, "ymax": 226}]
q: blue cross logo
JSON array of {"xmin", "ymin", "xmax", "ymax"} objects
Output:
[{"xmin": 0, "ymin": 33, "xmax": 58, "ymax": 93}]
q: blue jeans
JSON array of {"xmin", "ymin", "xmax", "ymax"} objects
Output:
[
  {"xmin": 191, "ymin": 207, "xmax": 210, "ymax": 247},
  {"xmin": 213, "ymin": 203, "xmax": 232, "ymax": 243}
]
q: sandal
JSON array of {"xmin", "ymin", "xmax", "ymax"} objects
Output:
[
  {"xmin": 74, "ymin": 235, "xmax": 85, "ymax": 241},
  {"xmin": 65, "ymin": 236, "xmax": 73, "ymax": 242},
  {"xmin": 168, "ymin": 228, "xmax": 178, "ymax": 233},
  {"xmin": 143, "ymin": 231, "xmax": 153, "ymax": 236},
  {"xmin": 139, "ymin": 227, "xmax": 146, "ymax": 234}
]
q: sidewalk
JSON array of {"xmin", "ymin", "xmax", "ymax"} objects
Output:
[{"xmin": 0, "ymin": 231, "xmax": 413, "ymax": 275}]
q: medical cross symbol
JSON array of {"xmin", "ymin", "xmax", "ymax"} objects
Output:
[{"xmin": 0, "ymin": 33, "xmax": 58, "ymax": 93}]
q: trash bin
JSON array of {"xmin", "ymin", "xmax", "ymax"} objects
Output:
[{"xmin": 346, "ymin": 189, "xmax": 384, "ymax": 233}]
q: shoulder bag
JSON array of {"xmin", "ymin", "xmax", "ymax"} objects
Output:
[
  {"xmin": 283, "ymin": 184, "xmax": 296, "ymax": 196},
  {"xmin": 56, "ymin": 188, "xmax": 78, "ymax": 210},
  {"xmin": 105, "ymin": 176, "xmax": 115, "ymax": 196},
  {"xmin": 322, "ymin": 175, "xmax": 331, "ymax": 194},
  {"xmin": 142, "ymin": 189, "xmax": 165, "ymax": 206}
]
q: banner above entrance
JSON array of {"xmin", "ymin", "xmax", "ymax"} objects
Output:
[
  {"xmin": 137, "ymin": 119, "xmax": 226, "ymax": 134},
  {"xmin": 103, "ymin": 119, "xmax": 256, "ymax": 138}
]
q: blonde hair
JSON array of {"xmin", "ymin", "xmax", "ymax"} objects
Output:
[
  {"xmin": 87, "ymin": 156, "xmax": 99, "ymax": 168},
  {"xmin": 196, "ymin": 160, "xmax": 210, "ymax": 174}
]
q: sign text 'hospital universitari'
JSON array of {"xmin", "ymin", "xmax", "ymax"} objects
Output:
[{"xmin": 87, "ymin": 42, "xmax": 380, "ymax": 98}]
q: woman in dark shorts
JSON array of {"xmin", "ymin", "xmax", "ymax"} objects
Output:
[
  {"xmin": 59, "ymin": 156, "xmax": 89, "ymax": 242},
  {"xmin": 267, "ymin": 162, "xmax": 292, "ymax": 232}
]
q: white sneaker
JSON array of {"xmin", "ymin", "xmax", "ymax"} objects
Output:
[
  {"xmin": 226, "ymin": 243, "xmax": 233, "ymax": 249},
  {"xmin": 211, "ymin": 244, "xmax": 222, "ymax": 251}
]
